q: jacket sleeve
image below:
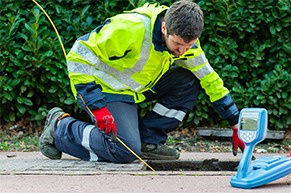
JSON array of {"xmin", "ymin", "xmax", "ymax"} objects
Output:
[
  {"xmin": 176, "ymin": 40, "xmax": 229, "ymax": 103},
  {"xmin": 175, "ymin": 40, "xmax": 239, "ymax": 125},
  {"xmin": 212, "ymin": 93, "xmax": 239, "ymax": 126},
  {"xmin": 74, "ymin": 81, "xmax": 107, "ymax": 122}
]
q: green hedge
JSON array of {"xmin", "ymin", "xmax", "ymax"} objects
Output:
[{"xmin": 0, "ymin": 0, "xmax": 290, "ymax": 130}]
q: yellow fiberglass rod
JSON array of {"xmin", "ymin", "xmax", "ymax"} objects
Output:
[
  {"xmin": 31, "ymin": 0, "xmax": 155, "ymax": 172},
  {"xmin": 32, "ymin": 0, "xmax": 67, "ymax": 58}
]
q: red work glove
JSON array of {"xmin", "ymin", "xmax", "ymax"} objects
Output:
[
  {"xmin": 92, "ymin": 107, "xmax": 117, "ymax": 138},
  {"xmin": 232, "ymin": 126, "xmax": 245, "ymax": 156}
]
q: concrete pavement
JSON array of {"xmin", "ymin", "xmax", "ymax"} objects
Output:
[{"xmin": 0, "ymin": 151, "xmax": 290, "ymax": 193}]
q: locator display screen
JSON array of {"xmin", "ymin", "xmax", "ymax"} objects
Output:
[{"xmin": 240, "ymin": 112, "xmax": 259, "ymax": 131}]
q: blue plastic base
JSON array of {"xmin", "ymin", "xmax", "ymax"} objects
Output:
[{"xmin": 230, "ymin": 155, "xmax": 291, "ymax": 189}]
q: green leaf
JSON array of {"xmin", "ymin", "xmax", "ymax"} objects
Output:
[
  {"xmin": 20, "ymin": 85, "xmax": 27, "ymax": 93},
  {"xmin": 48, "ymin": 86, "xmax": 58, "ymax": 93},
  {"xmin": 270, "ymin": 25, "xmax": 276, "ymax": 35},
  {"xmin": 217, "ymin": 21, "xmax": 226, "ymax": 27},
  {"xmin": 16, "ymin": 103, "xmax": 26, "ymax": 114},
  {"xmin": 2, "ymin": 92, "xmax": 13, "ymax": 101},
  {"xmin": 64, "ymin": 98, "xmax": 75, "ymax": 105},
  {"xmin": 194, "ymin": 117, "xmax": 200, "ymax": 125},
  {"xmin": 22, "ymin": 98, "xmax": 33, "ymax": 106},
  {"xmin": 8, "ymin": 112, "xmax": 15, "ymax": 122},
  {"xmin": 81, "ymin": 5, "xmax": 91, "ymax": 18},
  {"xmin": 24, "ymin": 23, "xmax": 35, "ymax": 35},
  {"xmin": 17, "ymin": 97, "xmax": 33, "ymax": 106},
  {"xmin": 27, "ymin": 90, "xmax": 34, "ymax": 97}
]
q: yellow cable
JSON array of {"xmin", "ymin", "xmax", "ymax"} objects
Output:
[
  {"xmin": 116, "ymin": 137, "xmax": 156, "ymax": 172},
  {"xmin": 32, "ymin": 0, "xmax": 67, "ymax": 58},
  {"xmin": 32, "ymin": 0, "xmax": 155, "ymax": 172}
]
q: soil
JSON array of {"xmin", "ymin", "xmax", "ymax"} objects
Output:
[
  {"xmin": 0, "ymin": 118, "xmax": 43, "ymax": 139},
  {"xmin": 147, "ymin": 159, "xmax": 239, "ymax": 171}
]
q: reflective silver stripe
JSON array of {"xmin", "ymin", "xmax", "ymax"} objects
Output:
[
  {"xmin": 68, "ymin": 13, "xmax": 151, "ymax": 91},
  {"xmin": 193, "ymin": 62, "xmax": 214, "ymax": 79},
  {"xmin": 176, "ymin": 53, "xmax": 214, "ymax": 79},
  {"xmin": 70, "ymin": 41, "xmax": 141, "ymax": 90},
  {"xmin": 152, "ymin": 103, "xmax": 186, "ymax": 122},
  {"xmin": 68, "ymin": 61, "xmax": 129, "ymax": 90},
  {"xmin": 67, "ymin": 61, "xmax": 95, "ymax": 75},
  {"xmin": 176, "ymin": 53, "xmax": 207, "ymax": 68},
  {"xmin": 81, "ymin": 125, "xmax": 98, "ymax": 161},
  {"xmin": 131, "ymin": 13, "xmax": 151, "ymax": 73}
]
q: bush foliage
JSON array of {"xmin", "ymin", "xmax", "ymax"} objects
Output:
[{"xmin": 0, "ymin": 0, "xmax": 290, "ymax": 130}]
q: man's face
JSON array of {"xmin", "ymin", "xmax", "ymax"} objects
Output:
[{"xmin": 162, "ymin": 22, "xmax": 197, "ymax": 57}]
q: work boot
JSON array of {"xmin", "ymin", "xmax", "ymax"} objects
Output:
[
  {"xmin": 141, "ymin": 143, "xmax": 180, "ymax": 160},
  {"xmin": 39, "ymin": 107, "xmax": 69, "ymax": 159}
]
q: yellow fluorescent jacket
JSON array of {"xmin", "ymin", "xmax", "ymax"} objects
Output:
[{"xmin": 66, "ymin": 3, "xmax": 229, "ymax": 103}]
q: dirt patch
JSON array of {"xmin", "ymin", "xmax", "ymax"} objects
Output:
[
  {"xmin": 147, "ymin": 159, "xmax": 239, "ymax": 171},
  {"xmin": 0, "ymin": 118, "xmax": 43, "ymax": 138}
]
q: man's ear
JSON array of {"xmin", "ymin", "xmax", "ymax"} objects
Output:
[{"xmin": 161, "ymin": 21, "xmax": 167, "ymax": 35}]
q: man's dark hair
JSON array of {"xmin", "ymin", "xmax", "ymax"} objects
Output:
[{"xmin": 164, "ymin": 0, "xmax": 204, "ymax": 42}]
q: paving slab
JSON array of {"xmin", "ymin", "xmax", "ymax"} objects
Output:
[{"xmin": 0, "ymin": 152, "xmax": 145, "ymax": 174}]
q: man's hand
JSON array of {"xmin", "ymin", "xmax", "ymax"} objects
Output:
[
  {"xmin": 92, "ymin": 107, "xmax": 117, "ymax": 138},
  {"xmin": 232, "ymin": 125, "xmax": 245, "ymax": 156}
]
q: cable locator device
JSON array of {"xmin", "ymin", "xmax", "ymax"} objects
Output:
[{"xmin": 230, "ymin": 108, "xmax": 291, "ymax": 189}]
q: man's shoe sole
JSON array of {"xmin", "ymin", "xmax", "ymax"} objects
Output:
[{"xmin": 39, "ymin": 107, "xmax": 64, "ymax": 160}]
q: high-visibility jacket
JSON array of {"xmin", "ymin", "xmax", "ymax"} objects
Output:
[{"xmin": 66, "ymin": 3, "xmax": 237, "ymax": 124}]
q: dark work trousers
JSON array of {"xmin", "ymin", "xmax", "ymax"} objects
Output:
[
  {"xmin": 54, "ymin": 67, "xmax": 201, "ymax": 162},
  {"xmin": 140, "ymin": 67, "xmax": 202, "ymax": 144}
]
